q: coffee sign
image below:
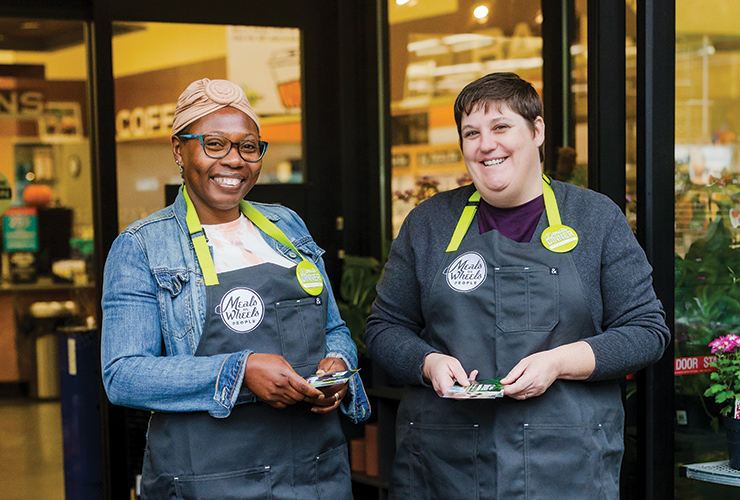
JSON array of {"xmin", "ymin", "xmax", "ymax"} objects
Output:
[{"xmin": 116, "ymin": 103, "xmax": 176, "ymax": 140}]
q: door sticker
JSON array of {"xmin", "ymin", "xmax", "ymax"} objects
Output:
[
  {"xmin": 444, "ymin": 251, "xmax": 487, "ymax": 292},
  {"xmin": 215, "ymin": 287, "xmax": 265, "ymax": 333}
]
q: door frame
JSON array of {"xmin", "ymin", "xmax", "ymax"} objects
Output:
[{"xmin": 92, "ymin": 2, "xmax": 384, "ymax": 498}]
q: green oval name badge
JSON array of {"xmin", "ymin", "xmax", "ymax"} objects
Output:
[
  {"xmin": 541, "ymin": 224, "xmax": 578, "ymax": 253},
  {"xmin": 296, "ymin": 260, "xmax": 323, "ymax": 296}
]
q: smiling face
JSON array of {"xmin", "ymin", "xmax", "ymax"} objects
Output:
[
  {"xmin": 172, "ymin": 107, "xmax": 262, "ymax": 224},
  {"xmin": 460, "ymin": 102, "xmax": 545, "ymax": 207}
]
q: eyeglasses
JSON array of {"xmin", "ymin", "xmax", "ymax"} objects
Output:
[{"xmin": 176, "ymin": 134, "xmax": 268, "ymax": 163}]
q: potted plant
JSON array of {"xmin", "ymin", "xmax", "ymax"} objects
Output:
[
  {"xmin": 336, "ymin": 254, "xmax": 384, "ymax": 360},
  {"xmin": 704, "ymin": 334, "xmax": 740, "ymax": 468}
]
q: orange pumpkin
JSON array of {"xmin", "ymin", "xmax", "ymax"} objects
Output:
[{"xmin": 23, "ymin": 184, "xmax": 53, "ymax": 207}]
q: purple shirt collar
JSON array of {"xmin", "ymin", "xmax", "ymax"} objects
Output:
[{"xmin": 476, "ymin": 195, "xmax": 545, "ymax": 243}]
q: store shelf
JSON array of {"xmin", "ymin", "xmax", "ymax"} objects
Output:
[{"xmin": 681, "ymin": 461, "xmax": 740, "ymax": 487}]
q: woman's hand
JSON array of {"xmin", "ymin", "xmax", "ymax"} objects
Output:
[
  {"xmin": 305, "ymin": 357, "xmax": 349, "ymax": 414},
  {"xmin": 501, "ymin": 341, "xmax": 596, "ymax": 401},
  {"xmin": 244, "ymin": 353, "xmax": 324, "ymax": 409},
  {"xmin": 422, "ymin": 352, "xmax": 478, "ymax": 397}
]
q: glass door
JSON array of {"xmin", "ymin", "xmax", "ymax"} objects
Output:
[{"xmin": 674, "ymin": 0, "xmax": 740, "ymax": 497}]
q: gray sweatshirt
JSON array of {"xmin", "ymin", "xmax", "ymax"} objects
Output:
[{"xmin": 365, "ymin": 180, "xmax": 670, "ymax": 385}]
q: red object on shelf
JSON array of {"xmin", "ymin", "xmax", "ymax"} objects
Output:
[
  {"xmin": 365, "ymin": 423, "xmax": 379, "ymax": 477},
  {"xmin": 23, "ymin": 184, "xmax": 52, "ymax": 207}
]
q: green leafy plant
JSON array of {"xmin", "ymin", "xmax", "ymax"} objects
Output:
[
  {"xmin": 675, "ymin": 203, "xmax": 740, "ymax": 397},
  {"xmin": 704, "ymin": 334, "xmax": 740, "ymax": 417},
  {"xmin": 336, "ymin": 255, "xmax": 384, "ymax": 358}
]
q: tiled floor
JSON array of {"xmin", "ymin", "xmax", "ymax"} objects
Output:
[{"xmin": 0, "ymin": 398, "xmax": 65, "ymax": 500}]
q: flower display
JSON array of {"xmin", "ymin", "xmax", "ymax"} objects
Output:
[{"xmin": 704, "ymin": 334, "xmax": 740, "ymax": 417}]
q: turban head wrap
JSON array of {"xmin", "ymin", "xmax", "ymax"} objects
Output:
[{"xmin": 171, "ymin": 78, "xmax": 260, "ymax": 136}]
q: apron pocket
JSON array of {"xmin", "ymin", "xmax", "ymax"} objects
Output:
[
  {"xmin": 276, "ymin": 297, "xmax": 326, "ymax": 370},
  {"xmin": 403, "ymin": 422, "xmax": 480, "ymax": 500},
  {"xmin": 523, "ymin": 422, "xmax": 606, "ymax": 499},
  {"xmin": 494, "ymin": 265, "xmax": 559, "ymax": 333},
  {"xmin": 173, "ymin": 465, "xmax": 272, "ymax": 500},
  {"xmin": 314, "ymin": 443, "xmax": 352, "ymax": 500}
]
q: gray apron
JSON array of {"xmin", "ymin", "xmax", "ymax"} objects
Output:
[
  {"xmin": 141, "ymin": 263, "xmax": 351, "ymax": 499},
  {"xmin": 391, "ymin": 188, "xmax": 624, "ymax": 500},
  {"xmin": 140, "ymin": 189, "xmax": 352, "ymax": 499}
]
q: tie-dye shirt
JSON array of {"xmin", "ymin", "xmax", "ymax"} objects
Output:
[{"xmin": 202, "ymin": 214, "xmax": 295, "ymax": 273}]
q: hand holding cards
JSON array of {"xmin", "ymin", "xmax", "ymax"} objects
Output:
[
  {"xmin": 306, "ymin": 369, "xmax": 360, "ymax": 387},
  {"xmin": 443, "ymin": 378, "xmax": 505, "ymax": 399}
]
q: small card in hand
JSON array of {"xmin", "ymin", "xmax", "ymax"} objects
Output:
[
  {"xmin": 443, "ymin": 378, "xmax": 505, "ymax": 399},
  {"xmin": 306, "ymin": 369, "xmax": 360, "ymax": 387}
]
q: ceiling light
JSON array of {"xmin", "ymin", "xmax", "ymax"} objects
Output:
[
  {"xmin": 473, "ymin": 5, "xmax": 489, "ymax": 20},
  {"xmin": 396, "ymin": 0, "xmax": 411, "ymax": 5}
]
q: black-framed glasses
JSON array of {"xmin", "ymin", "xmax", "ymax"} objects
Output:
[{"xmin": 176, "ymin": 134, "xmax": 268, "ymax": 163}]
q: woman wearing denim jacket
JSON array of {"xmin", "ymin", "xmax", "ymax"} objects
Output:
[{"xmin": 101, "ymin": 78, "xmax": 369, "ymax": 499}]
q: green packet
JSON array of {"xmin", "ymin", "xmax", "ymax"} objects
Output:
[
  {"xmin": 305, "ymin": 369, "xmax": 360, "ymax": 387},
  {"xmin": 443, "ymin": 378, "xmax": 505, "ymax": 399}
]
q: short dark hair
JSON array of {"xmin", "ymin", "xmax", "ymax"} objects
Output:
[{"xmin": 453, "ymin": 72, "xmax": 544, "ymax": 162}]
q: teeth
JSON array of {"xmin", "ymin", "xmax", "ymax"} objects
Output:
[
  {"xmin": 215, "ymin": 177, "xmax": 240, "ymax": 186},
  {"xmin": 483, "ymin": 158, "xmax": 505, "ymax": 166}
]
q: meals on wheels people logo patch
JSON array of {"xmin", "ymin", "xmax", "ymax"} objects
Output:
[
  {"xmin": 215, "ymin": 287, "xmax": 265, "ymax": 333},
  {"xmin": 444, "ymin": 251, "xmax": 487, "ymax": 292}
]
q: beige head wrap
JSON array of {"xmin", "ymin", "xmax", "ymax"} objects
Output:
[{"xmin": 171, "ymin": 78, "xmax": 260, "ymax": 136}]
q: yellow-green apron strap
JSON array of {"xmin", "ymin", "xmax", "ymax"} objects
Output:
[
  {"xmin": 182, "ymin": 187, "xmax": 323, "ymax": 293},
  {"xmin": 445, "ymin": 176, "xmax": 572, "ymax": 254},
  {"xmin": 541, "ymin": 174, "xmax": 562, "ymax": 226},
  {"xmin": 239, "ymin": 200, "xmax": 306, "ymax": 260},
  {"xmin": 183, "ymin": 186, "xmax": 219, "ymax": 286},
  {"xmin": 240, "ymin": 200, "xmax": 324, "ymax": 296},
  {"xmin": 445, "ymin": 190, "xmax": 481, "ymax": 253}
]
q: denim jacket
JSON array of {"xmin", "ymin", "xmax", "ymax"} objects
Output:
[{"xmin": 101, "ymin": 188, "xmax": 370, "ymax": 423}]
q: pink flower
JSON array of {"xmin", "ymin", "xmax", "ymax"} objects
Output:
[{"xmin": 709, "ymin": 335, "xmax": 740, "ymax": 353}]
